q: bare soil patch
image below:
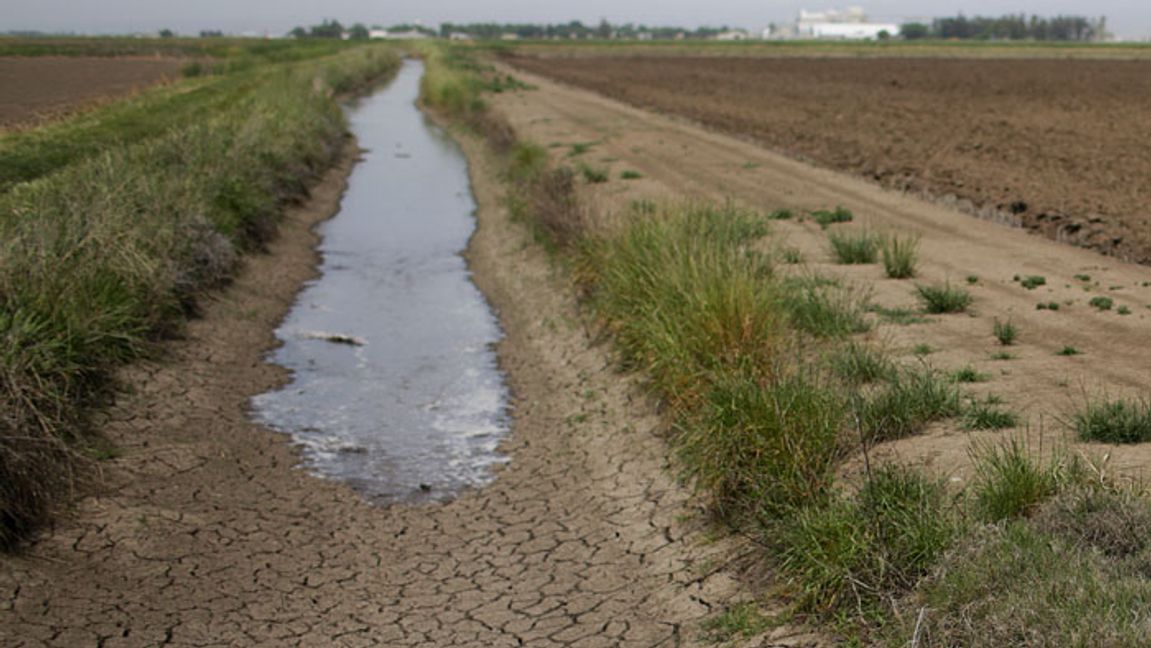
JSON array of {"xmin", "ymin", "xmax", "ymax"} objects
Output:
[
  {"xmin": 507, "ymin": 55, "xmax": 1151, "ymax": 264},
  {"xmin": 0, "ymin": 57, "xmax": 183, "ymax": 129}
]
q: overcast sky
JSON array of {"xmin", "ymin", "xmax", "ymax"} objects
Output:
[{"xmin": 6, "ymin": 1, "xmax": 1149, "ymax": 40}]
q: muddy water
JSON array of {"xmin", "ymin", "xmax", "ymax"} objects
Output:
[{"xmin": 252, "ymin": 59, "xmax": 509, "ymax": 505}]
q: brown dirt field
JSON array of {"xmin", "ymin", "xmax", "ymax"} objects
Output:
[
  {"xmin": 0, "ymin": 57, "xmax": 183, "ymax": 129},
  {"xmin": 487, "ymin": 63, "xmax": 1151, "ymax": 486},
  {"xmin": 0, "ymin": 130, "xmax": 819, "ymax": 646},
  {"xmin": 506, "ymin": 55, "xmax": 1151, "ymax": 265}
]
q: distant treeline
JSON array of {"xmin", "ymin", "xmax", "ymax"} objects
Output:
[
  {"xmin": 438, "ymin": 21, "xmax": 735, "ymax": 40},
  {"xmin": 901, "ymin": 14, "xmax": 1107, "ymax": 41}
]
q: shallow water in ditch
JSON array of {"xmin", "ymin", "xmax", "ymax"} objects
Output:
[{"xmin": 252, "ymin": 59, "xmax": 509, "ymax": 505}]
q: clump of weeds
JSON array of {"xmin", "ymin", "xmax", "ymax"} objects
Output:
[{"xmin": 916, "ymin": 282, "xmax": 973, "ymax": 313}]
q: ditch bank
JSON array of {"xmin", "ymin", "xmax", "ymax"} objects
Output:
[{"xmin": 0, "ymin": 60, "xmax": 782, "ymax": 647}]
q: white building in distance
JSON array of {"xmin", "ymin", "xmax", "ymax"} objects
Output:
[{"xmin": 765, "ymin": 6, "xmax": 900, "ymax": 40}]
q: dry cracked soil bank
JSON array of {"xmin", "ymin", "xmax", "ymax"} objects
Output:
[{"xmin": 0, "ymin": 128, "xmax": 813, "ymax": 646}]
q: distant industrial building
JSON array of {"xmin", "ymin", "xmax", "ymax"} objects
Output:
[{"xmin": 765, "ymin": 7, "xmax": 900, "ymax": 40}]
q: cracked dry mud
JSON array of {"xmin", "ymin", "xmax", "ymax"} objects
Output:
[{"xmin": 0, "ymin": 132, "xmax": 808, "ymax": 646}]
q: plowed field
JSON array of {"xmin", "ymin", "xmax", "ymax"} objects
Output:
[
  {"xmin": 0, "ymin": 56, "xmax": 183, "ymax": 129},
  {"xmin": 507, "ymin": 55, "xmax": 1151, "ymax": 263}
]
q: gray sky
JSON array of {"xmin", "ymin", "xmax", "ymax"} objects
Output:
[{"xmin": 6, "ymin": 1, "xmax": 1149, "ymax": 40}]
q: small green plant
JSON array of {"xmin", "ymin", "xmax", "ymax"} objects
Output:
[
  {"xmin": 1020, "ymin": 275, "xmax": 1047, "ymax": 290},
  {"xmin": 912, "ymin": 343, "xmax": 935, "ymax": 356},
  {"xmin": 827, "ymin": 229, "xmax": 880, "ymax": 264},
  {"xmin": 578, "ymin": 163, "xmax": 609, "ymax": 184},
  {"xmin": 990, "ymin": 351, "xmax": 1017, "ymax": 360},
  {"xmin": 1056, "ymin": 346, "xmax": 1081, "ymax": 356},
  {"xmin": 620, "ymin": 169, "xmax": 643, "ymax": 180},
  {"xmin": 1089, "ymin": 296, "xmax": 1114, "ymax": 311},
  {"xmin": 768, "ymin": 209, "xmax": 793, "ymax": 220},
  {"xmin": 916, "ymin": 282, "xmax": 973, "ymax": 314},
  {"xmin": 568, "ymin": 141, "xmax": 594, "ymax": 156},
  {"xmin": 630, "ymin": 199, "xmax": 657, "ymax": 215},
  {"xmin": 993, "ymin": 318, "xmax": 1018, "ymax": 345},
  {"xmin": 1074, "ymin": 273, "xmax": 1091, "ymax": 281},
  {"xmin": 963, "ymin": 398, "xmax": 1019, "ymax": 430},
  {"xmin": 1036, "ymin": 301, "xmax": 1060, "ymax": 311},
  {"xmin": 781, "ymin": 247, "xmax": 803, "ymax": 264},
  {"xmin": 950, "ymin": 366, "xmax": 989, "ymax": 383},
  {"xmin": 829, "ymin": 342, "xmax": 894, "ymax": 384},
  {"xmin": 880, "ymin": 233, "xmax": 920, "ymax": 279},
  {"xmin": 700, "ymin": 603, "xmax": 774, "ymax": 642},
  {"xmin": 868, "ymin": 304, "xmax": 930, "ymax": 325},
  {"xmin": 970, "ymin": 438, "xmax": 1082, "ymax": 521},
  {"xmin": 966, "ymin": 275, "xmax": 979, "ymax": 284},
  {"xmin": 782, "ymin": 276, "xmax": 871, "ymax": 338},
  {"xmin": 810, "ymin": 205, "xmax": 853, "ymax": 228},
  {"xmin": 1074, "ymin": 398, "xmax": 1151, "ymax": 444},
  {"xmin": 860, "ymin": 368, "xmax": 961, "ymax": 442},
  {"xmin": 1118, "ymin": 305, "xmax": 1132, "ymax": 315}
]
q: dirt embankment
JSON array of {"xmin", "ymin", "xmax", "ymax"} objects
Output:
[
  {"xmin": 0, "ymin": 124, "xmax": 789, "ymax": 644},
  {"xmin": 506, "ymin": 55, "xmax": 1151, "ymax": 264},
  {"xmin": 0, "ymin": 57, "xmax": 184, "ymax": 129}
]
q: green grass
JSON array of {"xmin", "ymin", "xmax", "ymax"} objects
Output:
[
  {"xmin": 768, "ymin": 208, "xmax": 793, "ymax": 220},
  {"xmin": 828, "ymin": 342, "xmax": 894, "ymax": 384},
  {"xmin": 880, "ymin": 233, "xmax": 919, "ymax": 279},
  {"xmin": 965, "ymin": 274, "xmax": 979, "ymax": 284},
  {"xmin": 1019, "ymin": 275, "xmax": 1047, "ymax": 290},
  {"xmin": 578, "ymin": 163, "xmax": 609, "ymax": 183},
  {"xmin": 962, "ymin": 398, "xmax": 1019, "ymax": 430},
  {"xmin": 700, "ymin": 603, "xmax": 775, "ymax": 643},
  {"xmin": 915, "ymin": 282, "xmax": 973, "ymax": 313},
  {"xmin": 990, "ymin": 351, "xmax": 1017, "ymax": 360},
  {"xmin": 1036, "ymin": 301, "xmax": 1060, "ymax": 310},
  {"xmin": 949, "ymin": 366, "xmax": 989, "ymax": 383},
  {"xmin": 1074, "ymin": 398, "xmax": 1151, "ymax": 444},
  {"xmin": 860, "ymin": 368, "xmax": 961, "ymax": 443},
  {"xmin": 1056, "ymin": 345, "xmax": 1081, "ymax": 356},
  {"xmin": 867, "ymin": 304, "xmax": 931, "ymax": 325},
  {"xmin": 568, "ymin": 141, "xmax": 594, "ymax": 156},
  {"xmin": 971, "ymin": 438, "xmax": 1083, "ymax": 522},
  {"xmin": 993, "ymin": 318, "xmax": 1018, "ymax": 345},
  {"xmin": 620, "ymin": 169, "xmax": 643, "ymax": 180},
  {"xmin": 773, "ymin": 465, "xmax": 958, "ymax": 619},
  {"xmin": 0, "ymin": 45, "xmax": 402, "ymax": 548},
  {"xmin": 781, "ymin": 276, "xmax": 870, "ymax": 338},
  {"xmin": 827, "ymin": 229, "xmax": 880, "ymax": 264},
  {"xmin": 781, "ymin": 247, "xmax": 803, "ymax": 264},
  {"xmin": 1089, "ymin": 296, "xmax": 1114, "ymax": 311},
  {"xmin": 810, "ymin": 205, "xmax": 853, "ymax": 228}
]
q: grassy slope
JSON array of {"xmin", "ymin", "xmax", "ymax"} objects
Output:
[
  {"xmin": 424, "ymin": 42, "xmax": 1151, "ymax": 646},
  {"xmin": 0, "ymin": 43, "xmax": 401, "ymax": 548}
]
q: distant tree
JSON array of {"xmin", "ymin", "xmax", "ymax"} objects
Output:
[
  {"xmin": 289, "ymin": 26, "xmax": 307, "ymax": 39},
  {"xmin": 199, "ymin": 30, "xmax": 224, "ymax": 38},
  {"xmin": 595, "ymin": 18, "xmax": 612, "ymax": 39},
  {"xmin": 309, "ymin": 19, "xmax": 344, "ymax": 39},
  {"xmin": 158, "ymin": 28, "xmax": 175, "ymax": 38},
  {"xmin": 348, "ymin": 23, "xmax": 370, "ymax": 40},
  {"xmin": 900, "ymin": 22, "xmax": 930, "ymax": 40},
  {"xmin": 877, "ymin": 29, "xmax": 891, "ymax": 40}
]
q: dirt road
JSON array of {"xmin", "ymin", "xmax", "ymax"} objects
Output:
[
  {"xmin": 0, "ymin": 134, "xmax": 786, "ymax": 646},
  {"xmin": 0, "ymin": 57, "xmax": 183, "ymax": 129}
]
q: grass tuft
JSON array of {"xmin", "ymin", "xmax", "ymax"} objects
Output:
[
  {"xmin": 827, "ymin": 229, "xmax": 880, "ymax": 264},
  {"xmin": 1074, "ymin": 397, "xmax": 1151, "ymax": 444},
  {"xmin": 860, "ymin": 368, "xmax": 961, "ymax": 443},
  {"xmin": 810, "ymin": 205, "xmax": 853, "ymax": 228},
  {"xmin": 880, "ymin": 233, "xmax": 919, "ymax": 279},
  {"xmin": 963, "ymin": 398, "xmax": 1019, "ymax": 430},
  {"xmin": 971, "ymin": 438, "xmax": 1082, "ymax": 522},
  {"xmin": 915, "ymin": 282, "xmax": 973, "ymax": 314},
  {"xmin": 992, "ymin": 318, "xmax": 1018, "ymax": 345}
]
